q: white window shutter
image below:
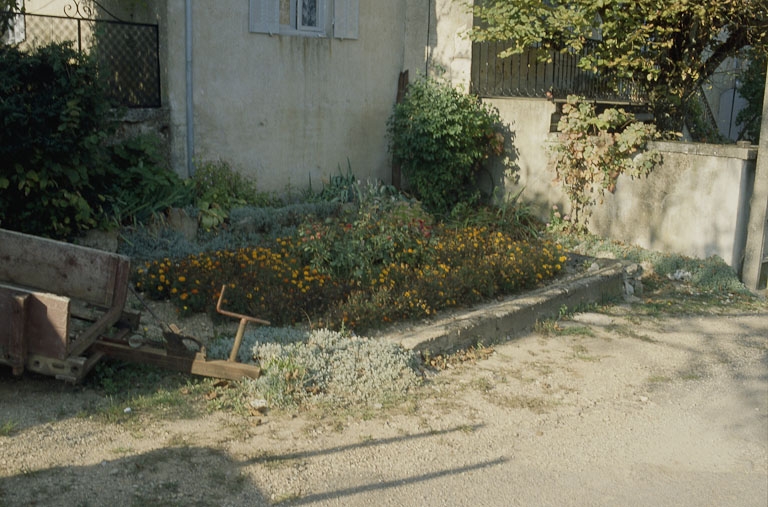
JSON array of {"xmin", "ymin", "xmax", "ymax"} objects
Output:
[
  {"xmin": 250, "ymin": 0, "xmax": 279, "ymax": 34},
  {"xmin": 333, "ymin": 0, "xmax": 358, "ymax": 40}
]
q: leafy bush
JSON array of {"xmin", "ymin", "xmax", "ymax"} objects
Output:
[
  {"xmin": 135, "ymin": 237, "xmax": 347, "ymax": 325},
  {"xmin": 133, "ymin": 179, "xmax": 565, "ymax": 332},
  {"xmin": 387, "ymin": 76, "xmax": 506, "ymax": 215},
  {"xmin": 119, "ymin": 201, "xmax": 340, "ymax": 262},
  {"xmin": 308, "ymin": 161, "xmax": 358, "ymax": 203},
  {"xmin": 551, "ymin": 96, "xmax": 661, "ymax": 232},
  {"xmin": 321, "ymin": 228, "xmax": 565, "ymax": 330},
  {"xmin": 449, "ymin": 189, "xmax": 541, "ymax": 241},
  {"xmin": 229, "ymin": 202, "xmax": 339, "ymax": 236},
  {"xmin": 0, "ymin": 42, "xmax": 115, "ymax": 238}
]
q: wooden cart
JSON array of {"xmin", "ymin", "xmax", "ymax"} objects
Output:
[{"xmin": 0, "ymin": 228, "xmax": 265, "ymax": 382}]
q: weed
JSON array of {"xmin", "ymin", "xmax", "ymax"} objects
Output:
[
  {"xmin": 609, "ymin": 324, "xmax": 657, "ymax": 343},
  {"xmin": 471, "ymin": 377, "xmax": 495, "ymax": 392},
  {"xmin": 273, "ymin": 491, "xmax": 303, "ymax": 503},
  {"xmin": 534, "ymin": 318, "xmax": 563, "ymax": 336},
  {"xmin": 558, "ymin": 325, "xmax": 596, "ymax": 337},
  {"xmin": 571, "ymin": 344, "xmax": 600, "ymax": 362},
  {"xmin": 0, "ymin": 420, "xmax": 17, "ymax": 436},
  {"xmin": 680, "ymin": 371, "xmax": 703, "ymax": 381},
  {"xmin": 492, "ymin": 394, "xmax": 550, "ymax": 413}
]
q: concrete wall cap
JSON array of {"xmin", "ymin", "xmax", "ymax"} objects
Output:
[{"xmin": 649, "ymin": 141, "xmax": 758, "ymax": 161}]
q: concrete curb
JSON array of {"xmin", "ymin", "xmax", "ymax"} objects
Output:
[{"xmin": 381, "ymin": 260, "xmax": 630, "ymax": 355}]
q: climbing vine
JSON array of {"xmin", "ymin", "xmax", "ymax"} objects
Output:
[{"xmin": 551, "ymin": 96, "xmax": 661, "ymax": 232}]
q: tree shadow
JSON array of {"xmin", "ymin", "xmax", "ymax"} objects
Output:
[
  {"xmin": 0, "ymin": 446, "xmax": 270, "ymax": 506},
  {"xmin": 0, "ymin": 424, "xmax": 508, "ymax": 506}
]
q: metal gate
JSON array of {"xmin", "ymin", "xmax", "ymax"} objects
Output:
[{"xmin": 6, "ymin": 0, "xmax": 161, "ymax": 108}]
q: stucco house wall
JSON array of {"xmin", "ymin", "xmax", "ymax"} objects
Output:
[
  {"xmin": 158, "ymin": 0, "xmax": 436, "ymax": 191},
  {"xmin": 18, "ymin": 0, "xmax": 485, "ymax": 192}
]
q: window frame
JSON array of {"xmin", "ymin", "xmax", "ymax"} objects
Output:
[
  {"xmin": 249, "ymin": 0, "xmax": 358, "ymax": 40},
  {"xmin": 294, "ymin": 0, "xmax": 325, "ymax": 34}
]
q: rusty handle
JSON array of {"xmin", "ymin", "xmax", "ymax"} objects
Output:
[{"xmin": 216, "ymin": 285, "xmax": 270, "ymax": 362}]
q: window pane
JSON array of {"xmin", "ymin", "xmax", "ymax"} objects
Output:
[{"xmin": 301, "ymin": 0, "xmax": 317, "ymax": 27}]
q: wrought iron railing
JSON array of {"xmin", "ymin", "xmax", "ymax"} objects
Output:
[
  {"xmin": 470, "ymin": 40, "xmax": 645, "ymax": 104},
  {"xmin": 9, "ymin": 1, "xmax": 160, "ymax": 108}
]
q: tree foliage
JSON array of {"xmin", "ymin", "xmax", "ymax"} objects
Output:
[
  {"xmin": 471, "ymin": 0, "xmax": 768, "ymax": 135},
  {"xmin": 736, "ymin": 49, "xmax": 766, "ymax": 143}
]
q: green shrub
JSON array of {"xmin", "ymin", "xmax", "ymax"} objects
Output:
[
  {"xmin": 191, "ymin": 159, "xmax": 275, "ymax": 230},
  {"xmin": 297, "ymin": 180, "xmax": 433, "ymax": 282},
  {"xmin": 0, "ymin": 42, "xmax": 115, "ymax": 238},
  {"xmin": 312, "ymin": 161, "xmax": 358, "ymax": 203},
  {"xmin": 321, "ymin": 227, "xmax": 565, "ymax": 330},
  {"xmin": 0, "ymin": 43, "xmax": 188, "ymax": 238},
  {"xmin": 387, "ymin": 76, "xmax": 506, "ymax": 215},
  {"xmin": 207, "ymin": 328, "xmax": 422, "ymax": 408}
]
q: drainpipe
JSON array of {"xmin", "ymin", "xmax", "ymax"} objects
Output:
[
  {"xmin": 185, "ymin": 0, "xmax": 195, "ymax": 177},
  {"xmin": 425, "ymin": 0, "xmax": 431, "ymax": 76}
]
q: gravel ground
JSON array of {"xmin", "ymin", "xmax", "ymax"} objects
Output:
[{"xmin": 1, "ymin": 301, "xmax": 766, "ymax": 506}]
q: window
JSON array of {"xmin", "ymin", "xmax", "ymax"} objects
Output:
[{"xmin": 250, "ymin": 0, "xmax": 358, "ymax": 39}]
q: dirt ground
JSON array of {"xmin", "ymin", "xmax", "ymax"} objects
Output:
[{"xmin": 1, "ymin": 303, "xmax": 766, "ymax": 506}]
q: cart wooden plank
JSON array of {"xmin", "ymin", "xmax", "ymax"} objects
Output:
[
  {"xmin": 0, "ymin": 290, "xmax": 28, "ymax": 375},
  {"xmin": 0, "ymin": 228, "xmax": 131, "ymax": 358},
  {"xmin": 0, "ymin": 284, "xmax": 70, "ymax": 360}
]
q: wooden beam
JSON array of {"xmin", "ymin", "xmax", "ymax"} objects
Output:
[{"xmin": 92, "ymin": 341, "xmax": 263, "ymax": 381}]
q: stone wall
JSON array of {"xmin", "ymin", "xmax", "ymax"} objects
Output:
[
  {"xmin": 483, "ymin": 97, "xmax": 760, "ymax": 272},
  {"xmin": 590, "ymin": 142, "xmax": 757, "ymax": 273},
  {"xmin": 114, "ymin": 108, "xmax": 172, "ymax": 169}
]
